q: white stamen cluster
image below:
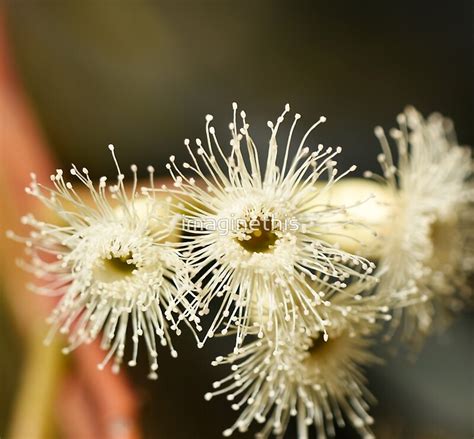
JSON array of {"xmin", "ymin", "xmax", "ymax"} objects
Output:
[
  {"xmin": 8, "ymin": 145, "xmax": 199, "ymax": 378},
  {"xmin": 366, "ymin": 107, "xmax": 473, "ymax": 343},
  {"xmin": 161, "ymin": 103, "xmax": 378, "ymax": 351},
  {"xmin": 206, "ymin": 320, "xmax": 380, "ymax": 439},
  {"xmin": 206, "ymin": 274, "xmax": 389, "ymax": 438}
]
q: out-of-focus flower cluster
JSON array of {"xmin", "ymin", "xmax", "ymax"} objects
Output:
[{"xmin": 9, "ymin": 104, "xmax": 473, "ymax": 438}]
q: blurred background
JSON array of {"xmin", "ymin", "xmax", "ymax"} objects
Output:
[{"xmin": 0, "ymin": 1, "xmax": 472, "ymax": 438}]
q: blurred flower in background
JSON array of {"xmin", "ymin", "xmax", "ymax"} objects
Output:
[{"xmin": 0, "ymin": 1, "xmax": 472, "ymax": 439}]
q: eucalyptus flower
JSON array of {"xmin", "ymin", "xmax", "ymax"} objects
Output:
[
  {"xmin": 206, "ymin": 318, "xmax": 380, "ymax": 438},
  {"xmin": 8, "ymin": 146, "xmax": 199, "ymax": 378},
  {"xmin": 160, "ymin": 103, "xmax": 376, "ymax": 350},
  {"xmin": 366, "ymin": 107, "xmax": 473, "ymax": 342}
]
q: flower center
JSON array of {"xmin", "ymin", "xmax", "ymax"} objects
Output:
[
  {"xmin": 94, "ymin": 252, "xmax": 137, "ymax": 283},
  {"xmin": 303, "ymin": 333, "xmax": 343, "ymax": 370},
  {"xmin": 237, "ymin": 218, "xmax": 278, "ymax": 253},
  {"xmin": 307, "ymin": 335, "xmax": 331, "ymax": 357}
]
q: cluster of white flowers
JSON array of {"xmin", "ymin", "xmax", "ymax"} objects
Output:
[{"xmin": 9, "ymin": 104, "xmax": 472, "ymax": 438}]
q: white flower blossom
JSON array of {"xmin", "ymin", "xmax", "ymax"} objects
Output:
[
  {"xmin": 160, "ymin": 103, "xmax": 376, "ymax": 350},
  {"xmin": 206, "ymin": 315, "xmax": 381, "ymax": 438},
  {"xmin": 366, "ymin": 107, "xmax": 473, "ymax": 342},
  {"xmin": 8, "ymin": 145, "xmax": 199, "ymax": 378}
]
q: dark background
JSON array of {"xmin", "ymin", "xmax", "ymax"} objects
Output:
[{"xmin": 4, "ymin": 1, "xmax": 473, "ymax": 438}]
